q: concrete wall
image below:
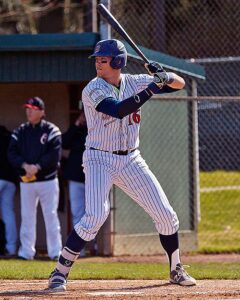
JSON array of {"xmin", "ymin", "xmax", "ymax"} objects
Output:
[{"xmin": 0, "ymin": 83, "xmax": 69, "ymax": 131}]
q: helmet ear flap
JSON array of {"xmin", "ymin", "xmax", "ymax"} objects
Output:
[{"xmin": 110, "ymin": 54, "xmax": 127, "ymax": 69}]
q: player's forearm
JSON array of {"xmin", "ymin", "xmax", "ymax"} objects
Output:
[
  {"xmin": 96, "ymin": 72, "xmax": 186, "ymax": 119},
  {"xmin": 97, "ymin": 78, "xmax": 185, "ymax": 119},
  {"xmin": 96, "ymin": 87, "xmax": 153, "ymax": 119},
  {"xmin": 167, "ymin": 73, "xmax": 185, "ymax": 89}
]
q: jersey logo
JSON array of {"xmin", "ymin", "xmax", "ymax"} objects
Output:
[
  {"xmin": 128, "ymin": 110, "xmax": 141, "ymax": 125},
  {"xmin": 89, "ymin": 89, "xmax": 105, "ymax": 105},
  {"xmin": 64, "ymin": 259, "xmax": 72, "ymax": 267},
  {"xmin": 134, "ymin": 95, "xmax": 141, "ymax": 103},
  {"xmin": 40, "ymin": 133, "xmax": 48, "ymax": 144},
  {"xmin": 94, "ymin": 44, "xmax": 101, "ymax": 54}
]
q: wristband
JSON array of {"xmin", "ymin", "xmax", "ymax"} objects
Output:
[
  {"xmin": 148, "ymin": 82, "xmax": 162, "ymax": 94},
  {"xmin": 166, "ymin": 73, "xmax": 174, "ymax": 84}
]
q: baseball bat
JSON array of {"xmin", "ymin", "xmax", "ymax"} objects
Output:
[{"xmin": 97, "ymin": 3, "xmax": 150, "ymax": 64}]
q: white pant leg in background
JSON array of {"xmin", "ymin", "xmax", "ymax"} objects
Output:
[
  {"xmin": 69, "ymin": 181, "xmax": 86, "ymax": 256},
  {"xmin": 18, "ymin": 182, "xmax": 38, "ymax": 259},
  {"xmin": 0, "ymin": 180, "xmax": 17, "ymax": 255},
  {"xmin": 37, "ymin": 178, "xmax": 62, "ymax": 259},
  {"xmin": 69, "ymin": 181, "xmax": 85, "ymax": 226}
]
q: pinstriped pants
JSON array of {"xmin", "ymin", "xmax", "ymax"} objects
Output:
[{"xmin": 74, "ymin": 149, "xmax": 179, "ymax": 241}]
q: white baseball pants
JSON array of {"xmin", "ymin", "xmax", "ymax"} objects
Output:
[
  {"xmin": 18, "ymin": 178, "xmax": 62, "ymax": 259},
  {"xmin": 74, "ymin": 149, "xmax": 179, "ymax": 241}
]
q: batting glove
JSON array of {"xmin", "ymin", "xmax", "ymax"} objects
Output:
[
  {"xmin": 148, "ymin": 71, "xmax": 174, "ymax": 93},
  {"xmin": 145, "ymin": 62, "xmax": 164, "ymax": 75},
  {"xmin": 153, "ymin": 71, "xmax": 170, "ymax": 88}
]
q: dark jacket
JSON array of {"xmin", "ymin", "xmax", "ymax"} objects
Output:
[
  {"xmin": 62, "ymin": 124, "xmax": 87, "ymax": 183},
  {"xmin": 8, "ymin": 119, "xmax": 61, "ymax": 182},
  {"xmin": 0, "ymin": 126, "xmax": 17, "ymax": 184}
]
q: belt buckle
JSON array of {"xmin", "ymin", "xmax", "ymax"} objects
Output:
[
  {"xmin": 113, "ymin": 150, "xmax": 125, "ymax": 155},
  {"xmin": 122, "ymin": 150, "xmax": 128, "ymax": 155},
  {"xmin": 113, "ymin": 149, "xmax": 134, "ymax": 155}
]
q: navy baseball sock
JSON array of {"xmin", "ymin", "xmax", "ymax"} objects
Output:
[
  {"xmin": 65, "ymin": 229, "xmax": 87, "ymax": 252},
  {"xmin": 56, "ymin": 229, "xmax": 87, "ymax": 276},
  {"xmin": 159, "ymin": 231, "xmax": 181, "ymax": 271}
]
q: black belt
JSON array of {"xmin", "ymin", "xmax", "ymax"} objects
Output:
[{"xmin": 90, "ymin": 147, "xmax": 136, "ymax": 156}]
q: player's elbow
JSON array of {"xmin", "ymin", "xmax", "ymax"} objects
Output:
[
  {"xmin": 170, "ymin": 74, "xmax": 185, "ymax": 89},
  {"xmin": 179, "ymin": 77, "xmax": 185, "ymax": 89}
]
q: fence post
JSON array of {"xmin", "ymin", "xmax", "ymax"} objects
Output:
[
  {"xmin": 97, "ymin": 0, "xmax": 113, "ymax": 256},
  {"xmin": 191, "ymin": 79, "xmax": 201, "ymax": 234}
]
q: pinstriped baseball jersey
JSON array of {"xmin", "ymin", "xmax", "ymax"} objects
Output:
[{"xmin": 82, "ymin": 73, "xmax": 153, "ymax": 151}]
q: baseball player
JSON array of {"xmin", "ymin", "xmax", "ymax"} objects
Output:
[
  {"xmin": 8, "ymin": 97, "xmax": 62, "ymax": 260},
  {"xmin": 48, "ymin": 39, "xmax": 196, "ymax": 290}
]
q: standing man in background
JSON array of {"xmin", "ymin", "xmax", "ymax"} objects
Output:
[
  {"xmin": 48, "ymin": 39, "xmax": 196, "ymax": 291},
  {"xmin": 8, "ymin": 97, "xmax": 62, "ymax": 261},
  {"xmin": 62, "ymin": 109, "xmax": 88, "ymax": 256},
  {"xmin": 0, "ymin": 125, "xmax": 17, "ymax": 257}
]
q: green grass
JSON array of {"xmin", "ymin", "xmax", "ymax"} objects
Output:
[
  {"xmin": 198, "ymin": 171, "xmax": 240, "ymax": 253},
  {"xmin": 200, "ymin": 170, "xmax": 240, "ymax": 187},
  {"xmin": 0, "ymin": 260, "xmax": 240, "ymax": 280}
]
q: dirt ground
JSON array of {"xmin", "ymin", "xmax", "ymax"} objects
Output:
[
  {"xmin": 0, "ymin": 279, "xmax": 240, "ymax": 300},
  {"xmin": 0, "ymin": 254, "xmax": 239, "ymax": 300}
]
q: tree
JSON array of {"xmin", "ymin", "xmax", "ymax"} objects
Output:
[{"xmin": 0, "ymin": 0, "xmax": 89, "ymax": 34}]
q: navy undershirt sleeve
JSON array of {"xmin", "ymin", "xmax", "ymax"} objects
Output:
[
  {"xmin": 96, "ymin": 84, "xmax": 180, "ymax": 119},
  {"xmin": 96, "ymin": 97, "xmax": 121, "ymax": 118},
  {"xmin": 96, "ymin": 87, "xmax": 153, "ymax": 119}
]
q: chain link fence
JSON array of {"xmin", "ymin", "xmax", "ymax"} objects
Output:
[
  {"xmin": 110, "ymin": 0, "xmax": 240, "ymax": 253},
  {"xmin": 1, "ymin": 0, "xmax": 239, "ymax": 253}
]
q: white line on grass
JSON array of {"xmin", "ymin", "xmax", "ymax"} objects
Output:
[{"xmin": 200, "ymin": 185, "xmax": 240, "ymax": 192}]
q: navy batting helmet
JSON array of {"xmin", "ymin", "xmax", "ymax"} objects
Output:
[{"xmin": 89, "ymin": 39, "xmax": 127, "ymax": 69}]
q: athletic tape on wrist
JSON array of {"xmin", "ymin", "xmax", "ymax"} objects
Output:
[{"xmin": 166, "ymin": 73, "xmax": 174, "ymax": 84}]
